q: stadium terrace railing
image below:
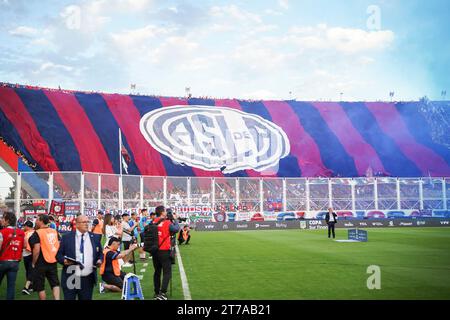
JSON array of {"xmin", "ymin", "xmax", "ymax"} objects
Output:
[{"xmin": 0, "ymin": 171, "xmax": 449, "ymax": 217}]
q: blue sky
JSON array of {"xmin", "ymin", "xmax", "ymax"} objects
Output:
[{"xmin": 0, "ymin": 0, "xmax": 449, "ymax": 100}]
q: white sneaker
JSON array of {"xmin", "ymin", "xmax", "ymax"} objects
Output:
[{"xmin": 99, "ymin": 282, "xmax": 105, "ymax": 294}]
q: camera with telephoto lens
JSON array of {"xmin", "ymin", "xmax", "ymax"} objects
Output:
[{"xmin": 166, "ymin": 208, "xmax": 174, "ymax": 221}]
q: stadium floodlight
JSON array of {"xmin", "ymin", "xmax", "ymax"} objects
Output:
[
  {"xmin": 389, "ymin": 91, "xmax": 395, "ymax": 102},
  {"xmin": 340, "ymin": 92, "xmax": 343, "ymax": 101},
  {"xmin": 441, "ymin": 90, "xmax": 447, "ymax": 99}
]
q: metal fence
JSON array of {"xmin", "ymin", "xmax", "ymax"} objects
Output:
[{"xmin": 0, "ymin": 171, "xmax": 449, "ymax": 216}]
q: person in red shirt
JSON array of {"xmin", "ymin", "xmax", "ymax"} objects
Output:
[
  {"xmin": 0, "ymin": 211, "xmax": 25, "ymax": 300},
  {"xmin": 151, "ymin": 206, "xmax": 179, "ymax": 300}
]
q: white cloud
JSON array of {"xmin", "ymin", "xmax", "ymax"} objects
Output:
[
  {"xmin": 209, "ymin": 5, "xmax": 262, "ymax": 25},
  {"xmin": 149, "ymin": 36, "xmax": 199, "ymax": 64},
  {"xmin": 278, "ymin": 0, "xmax": 289, "ymax": 10},
  {"xmin": 242, "ymin": 89, "xmax": 279, "ymax": 100},
  {"xmin": 231, "ymin": 38, "xmax": 290, "ymax": 72},
  {"xmin": 326, "ymin": 27, "xmax": 394, "ymax": 53},
  {"xmin": 264, "ymin": 9, "xmax": 283, "ymax": 16},
  {"xmin": 9, "ymin": 26, "xmax": 39, "ymax": 37},
  {"xmin": 84, "ymin": 0, "xmax": 153, "ymax": 16},
  {"xmin": 286, "ymin": 24, "xmax": 394, "ymax": 53},
  {"xmin": 33, "ymin": 61, "xmax": 74, "ymax": 74},
  {"xmin": 110, "ymin": 24, "xmax": 174, "ymax": 49}
]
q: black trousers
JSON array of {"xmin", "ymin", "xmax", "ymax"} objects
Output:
[
  {"xmin": 328, "ymin": 222, "xmax": 336, "ymax": 238},
  {"xmin": 152, "ymin": 250, "xmax": 172, "ymax": 295},
  {"xmin": 178, "ymin": 235, "xmax": 191, "ymax": 245},
  {"xmin": 123, "ymin": 241, "xmax": 131, "ymax": 251},
  {"xmin": 23, "ymin": 255, "xmax": 33, "ymax": 282},
  {"xmin": 61, "ymin": 272, "xmax": 96, "ymax": 300}
]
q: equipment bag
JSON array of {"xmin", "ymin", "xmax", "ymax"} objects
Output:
[{"xmin": 143, "ymin": 222, "xmax": 159, "ymax": 255}]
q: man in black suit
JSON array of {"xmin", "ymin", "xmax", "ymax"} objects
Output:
[
  {"xmin": 325, "ymin": 207, "xmax": 338, "ymax": 239},
  {"xmin": 56, "ymin": 215, "xmax": 103, "ymax": 300}
]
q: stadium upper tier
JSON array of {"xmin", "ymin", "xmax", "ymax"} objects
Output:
[{"xmin": 0, "ymin": 83, "xmax": 449, "ymax": 177}]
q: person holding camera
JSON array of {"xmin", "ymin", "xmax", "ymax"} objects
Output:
[
  {"xmin": 151, "ymin": 205, "xmax": 180, "ymax": 300},
  {"xmin": 178, "ymin": 225, "xmax": 191, "ymax": 245},
  {"xmin": 99, "ymin": 237, "xmax": 138, "ymax": 293},
  {"xmin": 121, "ymin": 213, "xmax": 137, "ymax": 267},
  {"xmin": 102, "ymin": 214, "xmax": 122, "ymax": 249}
]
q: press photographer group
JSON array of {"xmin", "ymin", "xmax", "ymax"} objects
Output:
[{"xmin": 0, "ymin": 206, "xmax": 192, "ymax": 300}]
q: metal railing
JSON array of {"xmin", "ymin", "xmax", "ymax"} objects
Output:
[{"xmin": 0, "ymin": 171, "xmax": 449, "ymax": 216}]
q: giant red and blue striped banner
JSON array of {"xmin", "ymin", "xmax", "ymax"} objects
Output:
[{"xmin": 0, "ymin": 85, "xmax": 449, "ymax": 177}]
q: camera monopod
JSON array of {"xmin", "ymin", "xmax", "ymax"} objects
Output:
[{"xmin": 132, "ymin": 248, "xmax": 136, "ymax": 275}]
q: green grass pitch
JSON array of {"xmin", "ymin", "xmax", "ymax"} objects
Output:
[{"xmin": 2, "ymin": 227, "xmax": 450, "ymax": 300}]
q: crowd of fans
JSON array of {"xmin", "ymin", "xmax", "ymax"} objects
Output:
[{"xmin": 0, "ymin": 81, "xmax": 277, "ymax": 102}]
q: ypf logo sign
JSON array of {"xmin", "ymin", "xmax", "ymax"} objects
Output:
[{"xmin": 140, "ymin": 106, "xmax": 290, "ymax": 173}]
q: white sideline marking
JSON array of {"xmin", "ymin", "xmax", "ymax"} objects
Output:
[
  {"xmin": 140, "ymin": 269, "xmax": 146, "ymax": 273},
  {"xmin": 143, "ymin": 263, "xmax": 148, "ymax": 267},
  {"xmin": 176, "ymin": 245, "xmax": 192, "ymax": 300}
]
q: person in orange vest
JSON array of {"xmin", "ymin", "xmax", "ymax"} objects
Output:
[
  {"xmin": 91, "ymin": 211, "xmax": 104, "ymax": 237},
  {"xmin": 0, "ymin": 211, "xmax": 25, "ymax": 300},
  {"xmin": 21, "ymin": 220, "xmax": 35, "ymax": 295},
  {"xmin": 29, "ymin": 214, "xmax": 61, "ymax": 300},
  {"xmin": 99, "ymin": 237, "xmax": 138, "ymax": 293}
]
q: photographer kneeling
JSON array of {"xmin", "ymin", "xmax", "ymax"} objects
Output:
[
  {"xmin": 178, "ymin": 225, "xmax": 191, "ymax": 245},
  {"xmin": 99, "ymin": 237, "xmax": 138, "ymax": 293},
  {"xmin": 150, "ymin": 206, "xmax": 179, "ymax": 300}
]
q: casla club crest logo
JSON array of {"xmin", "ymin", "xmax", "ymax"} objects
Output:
[{"xmin": 140, "ymin": 105, "xmax": 290, "ymax": 173}]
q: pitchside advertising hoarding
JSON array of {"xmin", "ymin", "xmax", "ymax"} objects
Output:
[
  {"xmin": 174, "ymin": 208, "xmax": 449, "ymax": 223},
  {"xmin": 195, "ymin": 218, "xmax": 450, "ymax": 231},
  {"xmin": 20, "ymin": 199, "xmax": 450, "ymax": 231}
]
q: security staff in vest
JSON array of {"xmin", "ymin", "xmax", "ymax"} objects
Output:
[
  {"xmin": 0, "ymin": 211, "xmax": 25, "ymax": 300},
  {"xmin": 29, "ymin": 214, "xmax": 61, "ymax": 300},
  {"xmin": 152, "ymin": 205, "xmax": 180, "ymax": 300},
  {"xmin": 56, "ymin": 215, "xmax": 103, "ymax": 300},
  {"xmin": 325, "ymin": 207, "xmax": 338, "ymax": 239},
  {"xmin": 91, "ymin": 211, "xmax": 104, "ymax": 238},
  {"xmin": 99, "ymin": 237, "xmax": 138, "ymax": 292}
]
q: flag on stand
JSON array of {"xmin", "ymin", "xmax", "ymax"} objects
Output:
[{"xmin": 119, "ymin": 129, "xmax": 131, "ymax": 174}]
